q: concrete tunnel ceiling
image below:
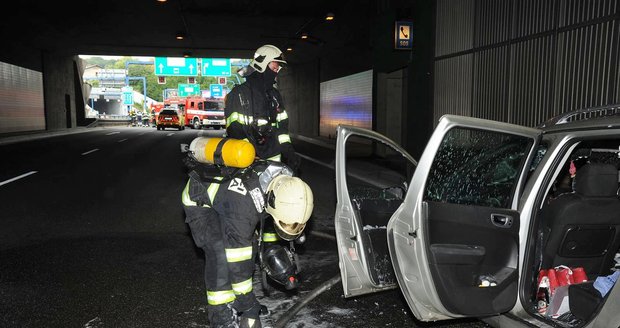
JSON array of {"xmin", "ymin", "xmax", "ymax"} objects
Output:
[{"xmin": 0, "ymin": 0, "xmax": 414, "ymax": 70}]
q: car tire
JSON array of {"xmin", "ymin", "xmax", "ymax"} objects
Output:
[{"xmin": 193, "ymin": 119, "xmax": 201, "ymax": 130}]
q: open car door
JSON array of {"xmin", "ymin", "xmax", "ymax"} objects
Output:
[
  {"xmin": 387, "ymin": 115, "xmax": 541, "ymax": 321},
  {"xmin": 335, "ymin": 125, "xmax": 417, "ymax": 297},
  {"xmin": 335, "ymin": 116, "xmax": 542, "ymax": 321}
]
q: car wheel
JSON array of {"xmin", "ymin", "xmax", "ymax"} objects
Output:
[{"xmin": 193, "ymin": 119, "xmax": 201, "ymax": 130}]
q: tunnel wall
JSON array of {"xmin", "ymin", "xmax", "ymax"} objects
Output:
[
  {"xmin": 433, "ymin": 0, "xmax": 620, "ymax": 128},
  {"xmin": 42, "ymin": 53, "xmax": 77, "ymax": 130},
  {"xmin": 0, "ymin": 62, "xmax": 45, "ymax": 134}
]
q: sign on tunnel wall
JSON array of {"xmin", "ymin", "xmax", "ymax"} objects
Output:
[{"xmin": 0, "ymin": 62, "xmax": 45, "ymax": 133}]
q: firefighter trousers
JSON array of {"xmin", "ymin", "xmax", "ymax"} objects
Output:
[{"xmin": 184, "ymin": 205, "xmax": 260, "ymax": 327}]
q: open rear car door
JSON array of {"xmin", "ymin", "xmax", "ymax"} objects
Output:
[
  {"xmin": 334, "ymin": 125, "xmax": 417, "ymax": 297},
  {"xmin": 335, "ymin": 116, "xmax": 541, "ymax": 321}
]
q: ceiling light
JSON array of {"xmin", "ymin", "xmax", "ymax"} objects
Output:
[
  {"xmin": 286, "ymin": 46, "xmax": 293, "ymax": 51},
  {"xmin": 301, "ymin": 33, "xmax": 308, "ymax": 40},
  {"xmin": 156, "ymin": 0, "xmax": 167, "ymax": 2},
  {"xmin": 183, "ymin": 52, "xmax": 192, "ymax": 58},
  {"xmin": 175, "ymin": 32, "xmax": 186, "ymax": 40},
  {"xmin": 325, "ymin": 12, "xmax": 335, "ymax": 21}
]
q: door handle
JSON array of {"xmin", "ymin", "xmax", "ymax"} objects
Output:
[{"xmin": 491, "ymin": 214, "xmax": 513, "ymax": 228}]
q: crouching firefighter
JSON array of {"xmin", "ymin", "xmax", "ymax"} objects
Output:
[{"xmin": 181, "ymin": 136, "xmax": 314, "ymax": 328}]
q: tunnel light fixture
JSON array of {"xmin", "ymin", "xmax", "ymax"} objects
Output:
[
  {"xmin": 325, "ymin": 12, "xmax": 335, "ymax": 21},
  {"xmin": 156, "ymin": 0, "xmax": 167, "ymax": 2},
  {"xmin": 183, "ymin": 52, "xmax": 192, "ymax": 58},
  {"xmin": 300, "ymin": 33, "xmax": 308, "ymax": 40},
  {"xmin": 286, "ymin": 46, "xmax": 293, "ymax": 51},
  {"xmin": 175, "ymin": 32, "xmax": 186, "ymax": 40}
]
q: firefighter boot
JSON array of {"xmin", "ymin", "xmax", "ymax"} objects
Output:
[
  {"xmin": 208, "ymin": 304, "xmax": 237, "ymax": 328},
  {"xmin": 238, "ymin": 303, "xmax": 262, "ymax": 328}
]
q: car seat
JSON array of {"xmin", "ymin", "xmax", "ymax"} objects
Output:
[{"xmin": 542, "ymin": 163, "xmax": 620, "ymax": 276}]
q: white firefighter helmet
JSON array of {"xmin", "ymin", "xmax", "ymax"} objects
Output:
[
  {"xmin": 265, "ymin": 175, "xmax": 313, "ymax": 241},
  {"xmin": 251, "ymin": 44, "xmax": 287, "ymax": 73}
]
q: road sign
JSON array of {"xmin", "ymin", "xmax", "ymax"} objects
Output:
[
  {"xmin": 210, "ymin": 84, "xmax": 223, "ymax": 98},
  {"xmin": 395, "ymin": 21, "xmax": 413, "ymax": 50},
  {"xmin": 202, "ymin": 58, "xmax": 231, "ymax": 77},
  {"xmin": 157, "ymin": 76, "xmax": 166, "ymax": 84},
  {"xmin": 218, "ymin": 77, "xmax": 227, "ymax": 85},
  {"xmin": 188, "ymin": 77, "xmax": 196, "ymax": 84},
  {"xmin": 154, "ymin": 57, "xmax": 198, "ymax": 76},
  {"xmin": 178, "ymin": 83, "xmax": 201, "ymax": 97},
  {"xmin": 121, "ymin": 86, "xmax": 133, "ymax": 105}
]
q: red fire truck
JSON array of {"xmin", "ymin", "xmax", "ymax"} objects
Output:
[
  {"xmin": 149, "ymin": 102, "xmax": 164, "ymax": 127},
  {"xmin": 164, "ymin": 96, "xmax": 225, "ymax": 130}
]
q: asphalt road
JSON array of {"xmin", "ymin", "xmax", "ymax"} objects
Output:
[{"xmin": 0, "ymin": 126, "xmax": 488, "ymax": 328}]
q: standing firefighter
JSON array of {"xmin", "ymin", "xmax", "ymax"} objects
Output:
[
  {"xmin": 181, "ymin": 137, "xmax": 313, "ymax": 328},
  {"xmin": 225, "ymin": 44, "xmax": 301, "ymax": 172}
]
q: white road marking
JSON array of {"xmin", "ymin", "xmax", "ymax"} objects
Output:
[
  {"xmin": 167, "ymin": 133, "xmax": 174, "ymax": 137},
  {"xmin": 106, "ymin": 132, "xmax": 120, "ymax": 135},
  {"xmin": 81, "ymin": 148, "xmax": 99, "ymax": 155},
  {"xmin": 117, "ymin": 138, "xmax": 128, "ymax": 143},
  {"xmin": 0, "ymin": 171, "xmax": 38, "ymax": 187}
]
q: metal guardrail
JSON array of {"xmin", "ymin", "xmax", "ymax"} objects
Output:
[
  {"xmin": 97, "ymin": 114, "xmax": 131, "ymax": 120},
  {"xmin": 539, "ymin": 104, "xmax": 620, "ymax": 128}
]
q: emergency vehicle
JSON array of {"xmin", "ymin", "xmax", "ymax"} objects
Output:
[
  {"xmin": 165, "ymin": 96, "xmax": 225, "ymax": 130},
  {"xmin": 149, "ymin": 102, "xmax": 164, "ymax": 127}
]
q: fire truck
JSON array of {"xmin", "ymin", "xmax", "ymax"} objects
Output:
[
  {"xmin": 164, "ymin": 96, "xmax": 225, "ymax": 129},
  {"xmin": 149, "ymin": 102, "xmax": 164, "ymax": 127}
]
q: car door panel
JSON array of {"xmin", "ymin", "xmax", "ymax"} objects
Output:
[{"xmin": 426, "ymin": 201, "xmax": 520, "ymax": 315}]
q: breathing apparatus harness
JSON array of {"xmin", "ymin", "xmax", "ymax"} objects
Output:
[{"xmin": 237, "ymin": 71, "xmax": 282, "ymax": 146}]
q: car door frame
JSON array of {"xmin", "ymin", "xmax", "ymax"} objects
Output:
[{"xmin": 334, "ymin": 124, "xmax": 417, "ymax": 298}]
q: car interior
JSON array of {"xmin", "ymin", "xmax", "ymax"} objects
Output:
[{"xmin": 529, "ymin": 138, "xmax": 620, "ymax": 327}]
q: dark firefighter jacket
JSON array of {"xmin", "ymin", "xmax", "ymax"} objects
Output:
[{"xmin": 225, "ymin": 72, "xmax": 292, "ymax": 161}]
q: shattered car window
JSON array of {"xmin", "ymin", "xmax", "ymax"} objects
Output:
[{"xmin": 424, "ymin": 127, "xmax": 533, "ymax": 208}]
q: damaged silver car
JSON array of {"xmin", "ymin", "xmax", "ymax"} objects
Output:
[{"xmin": 335, "ymin": 107, "xmax": 620, "ymax": 328}]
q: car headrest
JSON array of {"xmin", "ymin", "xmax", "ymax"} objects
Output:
[{"xmin": 575, "ymin": 163, "xmax": 618, "ymax": 197}]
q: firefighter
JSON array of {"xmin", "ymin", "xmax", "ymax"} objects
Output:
[
  {"xmin": 225, "ymin": 44, "xmax": 301, "ymax": 172},
  {"xmin": 181, "ymin": 154, "xmax": 313, "ymax": 328},
  {"xmin": 129, "ymin": 109, "xmax": 137, "ymax": 127}
]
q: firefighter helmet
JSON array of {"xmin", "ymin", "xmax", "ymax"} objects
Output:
[
  {"xmin": 251, "ymin": 45, "xmax": 287, "ymax": 73},
  {"xmin": 265, "ymin": 175, "xmax": 313, "ymax": 241}
]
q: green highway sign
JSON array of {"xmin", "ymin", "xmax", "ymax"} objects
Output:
[
  {"xmin": 202, "ymin": 58, "xmax": 231, "ymax": 76},
  {"xmin": 178, "ymin": 83, "xmax": 200, "ymax": 97},
  {"xmin": 121, "ymin": 86, "xmax": 133, "ymax": 105},
  {"xmin": 154, "ymin": 57, "xmax": 198, "ymax": 76}
]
